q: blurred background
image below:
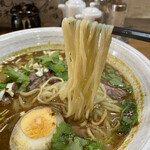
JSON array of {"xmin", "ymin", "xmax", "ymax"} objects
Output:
[
  {"xmin": 0, "ymin": 0, "xmax": 150, "ymax": 58},
  {"xmin": 0, "ymin": 0, "xmax": 149, "ymax": 29}
]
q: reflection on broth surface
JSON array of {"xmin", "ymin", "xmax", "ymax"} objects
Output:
[{"xmin": 0, "ymin": 49, "xmax": 138, "ymax": 150}]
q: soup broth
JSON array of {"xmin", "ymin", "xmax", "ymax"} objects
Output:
[{"xmin": 0, "ymin": 49, "xmax": 138, "ymax": 150}]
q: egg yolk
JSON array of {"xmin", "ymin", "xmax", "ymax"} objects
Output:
[{"xmin": 21, "ymin": 107, "xmax": 56, "ymax": 138}]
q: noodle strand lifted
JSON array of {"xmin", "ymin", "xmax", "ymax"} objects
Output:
[{"xmin": 60, "ymin": 18, "xmax": 114, "ymax": 120}]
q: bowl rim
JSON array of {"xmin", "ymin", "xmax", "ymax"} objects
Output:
[{"xmin": 0, "ymin": 27, "xmax": 149, "ymax": 64}]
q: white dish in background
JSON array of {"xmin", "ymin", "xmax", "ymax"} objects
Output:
[{"xmin": 0, "ymin": 28, "xmax": 150, "ymax": 150}]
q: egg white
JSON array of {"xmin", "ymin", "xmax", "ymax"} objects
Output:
[{"xmin": 9, "ymin": 107, "xmax": 64, "ymax": 150}]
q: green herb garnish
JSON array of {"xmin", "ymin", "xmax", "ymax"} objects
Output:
[
  {"xmin": 35, "ymin": 52, "xmax": 68, "ymax": 81},
  {"xmin": 0, "ymin": 66, "xmax": 30, "ymax": 91},
  {"xmin": 21, "ymin": 64, "xmax": 35, "ymax": 75},
  {"xmin": 50, "ymin": 122, "xmax": 103, "ymax": 150},
  {"xmin": 106, "ymin": 134, "xmax": 116, "ymax": 144},
  {"xmin": 0, "ymin": 82, "xmax": 7, "ymax": 91},
  {"xmin": 102, "ymin": 67, "xmax": 132, "ymax": 93},
  {"xmin": 117, "ymin": 100, "xmax": 138, "ymax": 134}
]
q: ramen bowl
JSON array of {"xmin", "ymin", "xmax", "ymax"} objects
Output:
[{"xmin": 0, "ymin": 28, "xmax": 150, "ymax": 150}]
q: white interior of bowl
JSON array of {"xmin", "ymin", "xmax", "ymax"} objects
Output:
[{"xmin": 0, "ymin": 27, "xmax": 150, "ymax": 150}]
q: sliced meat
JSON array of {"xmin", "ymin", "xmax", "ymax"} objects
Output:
[
  {"xmin": 72, "ymin": 126, "xmax": 88, "ymax": 138},
  {"xmin": 0, "ymin": 96, "xmax": 11, "ymax": 106},
  {"xmin": 28, "ymin": 77, "xmax": 43, "ymax": 91},
  {"xmin": 12, "ymin": 83, "xmax": 18, "ymax": 93},
  {"xmin": 27, "ymin": 71, "xmax": 59, "ymax": 91},
  {"xmin": 28, "ymin": 72, "xmax": 44, "ymax": 90},
  {"xmin": 42, "ymin": 72, "xmax": 54, "ymax": 81},
  {"xmin": 29, "ymin": 72, "xmax": 39, "ymax": 82},
  {"xmin": 103, "ymin": 83, "xmax": 128, "ymax": 100},
  {"xmin": 44, "ymin": 71, "xmax": 61, "ymax": 84},
  {"xmin": 49, "ymin": 78, "xmax": 60, "ymax": 84},
  {"xmin": 42, "ymin": 72, "xmax": 59, "ymax": 84}
]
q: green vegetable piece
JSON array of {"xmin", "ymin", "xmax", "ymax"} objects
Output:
[
  {"xmin": 117, "ymin": 100, "xmax": 138, "ymax": 134},
  {"xmin": 117, "ymin": 122, "xmax": 130, "ymax": 134},
  {"xmin": 35, "ymin": 55, "xmax": 52, "ymax": 65},
  {"xmin": 108, "ymin": 73, "xmax": 117, "ymax": 78},
  {"xmin": 51, "ymin": 122, "xmax": 72, "ymax": 141},
  {"xmin": 69, "ymin": 138, "xmax": 83, "ymax": 150},
  {"xmin": 0, "ymin": 116, "xmax": 5, "ymax": 122},
  {"xmin": 21, "ymin": 64, "xmax": 34, "ymax": 75},
  {"xmin": 104, "ymin": 68, "xmax": 115, "ymax": 74},
  {"xmin": 3, "ymin": 66, "xmax": 19, "ymax": 81},
  {"xmin": 0, "ymin": 82, "xmax": 6, "ymax": 91},
  {"xmin": 56, "ymin": 72, "xmax": 68, "ymax": 81},
  {"xmin": 19, "ymin": 80, "xmax": 30, "ymax": 91},
  {"xmin": 50, "ymin": 52, "xmax": 61, "ymax": 63},
  {"xmin": 106, "ymin": 134, "xmax": 116, "ymax": 144},
  {"xmin": 74, "ymin": 137, "xmax": 89, "ymax": 147},
  {"xmin": 50, "ymin": 122, "xmax": 72, "ymax": 150},
  {"xmin": 48, "ymin": 63, "xmax": 66, "ymax": 73},
  {"xmin": 50, "ymin": 122, "xmax": 103, "ymax": 150},
  {"xmin": 2, "ymin": 66, "xmax": 30, "ymax": 91},
  {"xmin": 102, "ymin": 67, "xmax": 132, "ymax": 93},
  {"xmin": 101, "ymin": 74, "xmax": 112, "ymax": 81},
  {"xmin": 85, "ymin": 141, "xmax": 103, "ymax": 150},
  {"xmin": 122, "ymin": 85, "xmax": 133, "ymax": 94},
  {"xmin": 50, "ymin": 142, "xmax": 69, "ymax": 150},
  {"xmin": 36, "ymin": 52, "xmax": 61, "ymax": 68},
  {"xmin": 109, "ymin": 77, "xmax": 123, "ymax": 86},
  {"xmin": 35, "ymin": 52, "xmax": 68, "ymax": 80}
]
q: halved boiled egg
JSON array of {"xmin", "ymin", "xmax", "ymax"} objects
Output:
[{"xmin": 9, "ymin": 107, "xmax": 64, "ymax": 150}]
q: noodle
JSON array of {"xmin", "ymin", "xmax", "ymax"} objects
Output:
[
  {"xmin": 20, "ymin": 89, "xmax": 40, "ymax": 97},
  {"xmin": 91, "ymin": 109, "xmax": 107, "ymax": 126},
  {"xmin": 37, "ymin": 77, "xmax": 63, "ymax": 104},
  {"xmin": 60, "ymin": 18, "xmax": 114, "ymax": 119},
  {"xmin": 89, "ymin": 124, "xmax": 107, "ymax": 139},
  {"xmin": 87, "ymin": 127, "xmax": 96, "ymax": 139}
]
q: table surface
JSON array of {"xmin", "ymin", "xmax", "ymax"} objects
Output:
[
  {"xmin": 0, "ymin": 28, "xmax": 150, "ymax": 60},
  {"xmin": 128, "ymin": 39, "xmax": 150, "ymax": 60}
]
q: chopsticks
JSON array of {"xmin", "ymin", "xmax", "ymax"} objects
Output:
[{"xmin": 112, "ymin": 26, "xmax": 150, "ymax": 42}]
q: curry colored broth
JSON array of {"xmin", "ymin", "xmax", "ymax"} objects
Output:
[{"xmin": 0, "ymin": 50, "xmax": 137, "ymax": 150}]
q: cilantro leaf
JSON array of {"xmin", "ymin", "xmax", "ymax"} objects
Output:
[
  {"xmin": 35, "ymin": 52, "xmax": 68, "ymax": 80},
  {"xmin": 69, "ymin": 138, "xmax": 83, "ymax": 150},
  {"xmin": 19, "ymin": 80, "xmax": 30, "ymax": 91},
  {"xmin": 122, "ymin": 85, "xmax": 133, "ymax": 94},
  {"xmin": 50, "ymin": 52, "xmax": 61, "ymax": 63},
  {"xmin": 36, "ymin": 55, "xmax": 52, "ymax": 65},
  {"xmin": 117, "ymin": 121, "xmax": 131, "ymax": 134},
  {"xmin": 21, "ymin": 64, "xmax": 34, "ymax": 75},
  {"xmin": 117, "ymin": 100, "xmax": 138, "ymax": 134},
  {"xmin": 48, "ymin": 63, "xmax": 66, "ymax": 73},
  {"xmin": 2, "ymin": 66, "xmax": 30, "ymax": 91},
  {"xmin": 104, "ymin": 68, "xmax": 115, "ymax": 74},
  {"xmin": 50, "ymin": 122, "xmax": 103, "ymax": 150},
  {"xmin": 102, "ymin": 67, "xmax": 132, "ymax": 93},
  {"xmin": 106, "ymin": 134, "xmax": 116, "ymax": 144},
  {"xmin": 0, "ymin": 82, "xmax": 6, "ymax": 91},
  {"xmin": 3, "ymin": 66, "xmax": 19, "ymax": 81},
  {"xmin": 51, "ymin": 122, "xmax": 72, "ymax": 144},
  {"xmin": 50, "ymin": 122, "xmax": 72, "ymax": 150},
  {"xmin": 74, "ymin": 137, "xmax": 89, "ymax": 147},
  {"xmin": 85, "ymin": 141, "xmax": 102, "ymax": 150},
  {"xmin": 56, "ymin": 72, "xmax": 68, "ymax": 81}
]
